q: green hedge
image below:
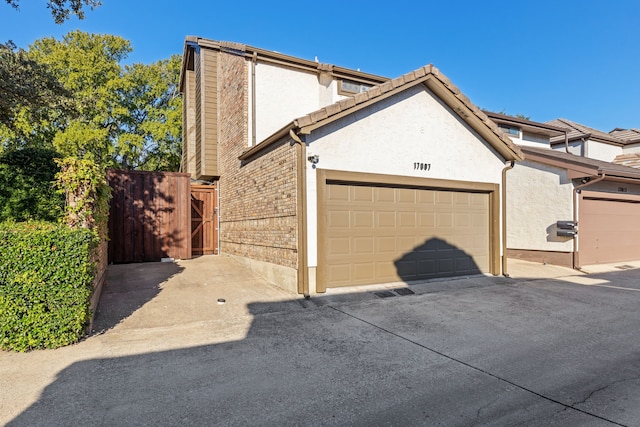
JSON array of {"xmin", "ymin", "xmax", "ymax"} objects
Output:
[
  {"xmin": 0, "ymin": 148, "xmax": 64, "ymax": 222},
  {"xmin": 0, "ymin": 222, "xmax": 98, "ymax": 351}
]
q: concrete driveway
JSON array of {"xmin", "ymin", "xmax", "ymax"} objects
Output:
[{"xmin": 2, "ymin": 256, "xmax": 640, "ymax": 426}]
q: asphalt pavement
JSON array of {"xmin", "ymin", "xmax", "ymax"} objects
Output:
[{"xmin": 2, "ymin": 255, "xmax": 640, "ymax": 426}]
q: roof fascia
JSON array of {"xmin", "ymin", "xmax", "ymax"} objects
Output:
[
  {"xmin": 484, "ymin": 111, "xmax": 566, "ymax": 137},
  {"xmin": 598, "ymin": 168, "xmax": 640, "ymax": 180},
  {"xmin": 522, "ymin": 150, "xmax": 597, "ymax": 177},
  {"xmin": 238, "ymin": 122, "xmax": 295, "ymax": 161},
  {"xmin": 178, "ymin": 39, "xmax": 198, "ymax": 93},
  {"xmin": 297, "ymin": 74, "xmax": 432, "ymax": 134},
  {"xmin": 297, "ymin": 75, "xmax": 522, "ymax": 161},
  {"xmin": 424, "ymin": 78, "xmax": 523, "ymax": 161},
  {"xmin": 191, "ymin": 37, "xmax": 388, "ymax": 84}
]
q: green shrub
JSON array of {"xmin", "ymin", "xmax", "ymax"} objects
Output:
[
  {"xmin": 0, "ymin": 147, "xmax": 64, "ymax": 222},
  {"xmin": 0, "ymin": 221, "xmax": 98, "ymax": 351}
]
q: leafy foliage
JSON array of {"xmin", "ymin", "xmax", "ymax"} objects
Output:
[
  {"xmin": 0, "ymin": 41, "xmax": 69, "ymax": 137},
  {"xmin": 0, "ymin": 31, "xmax": 182, "ymax": 172},
  {"xmin": 115, "ymin": 55, "xmax": 183, "ymax": 171},
  {"xmin": 0, "ymin": 148, "xmax": 64, "ymax": 221},
  {"xmin": 0, "ymin": 222, "xmax": 98, "ymax": 351},
  {"xmin": 4, "ymin": 0, "xmax": 101, "ymax": 23},
  {"xmin": 56, "ymin": 157, "xmax": 111, "ymax": 236}
]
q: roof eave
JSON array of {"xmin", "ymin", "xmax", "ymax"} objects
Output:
[
  {"xmin": 424, "ymin": 78, "xmax": 523, "ymax": 162},
  {"xmin": 238, "ymin": 122, "xmax": 295, "ymax": 161}
]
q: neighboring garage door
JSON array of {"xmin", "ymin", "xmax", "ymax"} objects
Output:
[
  {"xmin": 317, "ymin": 171, "xmax": 497, "ymax": 291},
  {"xmin": 579, "ymin": 191, "xmax": 640, "ymax": 266}
]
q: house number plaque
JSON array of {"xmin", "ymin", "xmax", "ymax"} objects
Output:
[{"xmin": 413, "ymin": 162, "xmax": 431, "ymax": 171}]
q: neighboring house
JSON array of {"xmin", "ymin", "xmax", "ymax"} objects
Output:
[
  {"xmin": 547, "ymin": 118, "xmax": 640, "ymax": 162},
  {"xmin": 506, "ymin": 145, "xmax": 640, "ymax": 268},
  {"xmin": 179, "ymin": 36, "xmax": 523, "ymax": 295},
  {"xmin": 610, "ymin": 128, "xmax": 640, "ymax": 169},
  {"xmin": 483, "ymin": 111, "xmax": 566, "ymax": 149}
]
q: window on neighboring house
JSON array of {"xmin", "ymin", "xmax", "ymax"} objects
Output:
[
  {"xmin": 338, "ymin": 79, "xmax": 372, "ymax": 95},
  {"xmin": 499, "ymin": 124, "xmax": 520, "ymax": 137}
]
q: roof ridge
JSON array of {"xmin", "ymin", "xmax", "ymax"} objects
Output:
[{"xmin": 294, "ymin": 64, "xmax": 435, "ymax": 128}]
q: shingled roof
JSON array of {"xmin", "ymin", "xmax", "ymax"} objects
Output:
[
  {"xmin": 241, "ymin": 64, "xmax": 523, "ymax": 162},
  {"xmin": 521, "ymin": 145, "xmax": 640, "ymax": 180},
  {"xmin": 547, "ymin": 118, "xmax": 625, "ymax": 146},
  {"xmin": 610, "ymin": 128, "xmax": 640, "ymax": 144},
  {"xmin": 613, "ymin": 153, "xmax": 640, "ymax": 169}
]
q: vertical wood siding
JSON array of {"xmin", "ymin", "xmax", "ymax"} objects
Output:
[{"xmin": 107, "ymin": 170, "xmax": 192, "ymax": 263}]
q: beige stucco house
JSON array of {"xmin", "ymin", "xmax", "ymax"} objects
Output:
[
  {"xmin": 547, "ymin": 119, "xmax": 640, "ymax": 162},
  {"xmin": 179, "ymin": 36, "xmax": 524, "ymax": 295},
  {"xmin": 486, "ymin": 113, "xmax": 640, "ymax": 268}
]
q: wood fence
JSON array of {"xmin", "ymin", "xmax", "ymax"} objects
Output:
[{"xmin": 107, "ymin": 170, "xmax": 192, "ymax": 263}]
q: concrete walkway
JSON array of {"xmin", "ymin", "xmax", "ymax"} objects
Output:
[{"xmin": 2, "ymin": 256, "xmax": 640, "ymax": 426}]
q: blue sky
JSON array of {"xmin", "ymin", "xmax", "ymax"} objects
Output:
[{"xmin": 1, "ymin": 0, "xmax": 639, "ymax": 132}]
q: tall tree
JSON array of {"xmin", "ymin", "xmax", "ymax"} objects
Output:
[
  {"xmin": 115, "ymin": 55, "xmax": 182, "ymax": 171},
  {"xmin": 0, "ymin": 31, "xmax": 182, "ymax": 171},
  {"xmin": 0, "ymin": 42, "xmax": 69, "ymax": 138},
  {"xmin": 4, "ymin": 0, "xmax": 101, "ymax": 23},
  {"xmin": 32, "ymin": 31, "xmax": 130, "ymax": 163}
]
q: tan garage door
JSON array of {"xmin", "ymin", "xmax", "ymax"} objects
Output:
[
  {"xmin": 579, "ymin": 191, "xmax": 640, "ymax": 266},
  {"xmin": 318, "ymin": 176, "xmax": 492, "ymax": 290}
]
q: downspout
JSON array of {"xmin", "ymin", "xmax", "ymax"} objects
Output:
[
  {"xmin": 564, "ymin": 130, "xmax": 569, "ymax": 154},
  {"xmin": 572, "ymin": 173, "xmax": 606, "ymax": 269},
  {"xmin": 251, "ymin": 52, "xmax": 257, "ymax": 146},
  {"xmin": 501, "ymin": 161, "xmax": 515, "ymax": 277},
  {"xmin": 289, "ymin": 129, "xmax": 310, "ymax": 298}
]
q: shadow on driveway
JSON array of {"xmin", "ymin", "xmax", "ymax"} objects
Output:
[
  {"xmin": 7, "ymin": 262, "xmax": 640, "ymax": 426},
  {"xmin": 92, "ymin": 261, "xmax": 184, "ymax": 333}
]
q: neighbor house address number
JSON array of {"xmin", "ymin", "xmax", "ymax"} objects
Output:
[{"xmin": 414, "ymin": 162, "xmax": 431, "ymax": 171}]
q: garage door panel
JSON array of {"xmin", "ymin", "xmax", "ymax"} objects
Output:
[
  {"xmin": 354, "ymin": 237, "xmax": 374, "ymax": 255},
  {"xmin": 328, "ymin": 210, "xmax": 350, "ymax": 228},
  {"xmin": 398, "ymin": 188, "xmax": 416, "ymax": 203},
  {"xmin": 354, "ymin": 263, "xmax": 376, "ymax": 281},
  {"xmin": 327, "ymin": 185, "xmax": 349, "ymax": 201},
  {"xmin": 376, "ymin": 211, "xmax": 396, "ymax": 227},
  {"xmin": 328, "ymin": 237, "xmax": 350, "ymax": 254},
  {"xmin": 353, "ymin": 211, "xmax": 374, "ymax": 228},
  {"xmin": 376, "ymin": 237, "xmax": 396, "ymax": 253},
  {"xmin": 580, "ymin": 195, "xmax": 640, "ymax": 265},
  {"xmin": 418, "ymin": 212, "xmax": 436, "ymax": 227},
  {"xmin": 454, "ymin": 212, "xmax": 471, "ymax": 227},
  {"xmin": 353, "ymin": 186, "xmax": 374, "ymax": 202},
  {"xmin": 328, "ymin": 264, "xmax": 351, "ymax": 284},
  {"xmin": 437, "ymin": 192, "xmax": 453, "ymax": 205},
  {"xmin": 417, "ymin": 191, "xmax": 436, "ymax": 205},
  {"xmin": 397, "ymin": 236, "xmax": 420, "ymax": 253},
  {"xmin": 398, "ymin": 212, "xmax": 417, "ymax": 227},
  {"xmin": 376, "ymin": 263, "xmax": 400, "ymax": 280},
  {"xmin": 436, "ymin": 212, "xmax": 453, "ymax": 227},
  {"xmin": 321, "ymin": 182, "xmax": 491, "ymax": 288},
  {"xmin": 376, "ymin": 187, "xmax": 395, "ymax": 202}
]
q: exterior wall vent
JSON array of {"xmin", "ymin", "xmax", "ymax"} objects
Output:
[{"xmin": 338, "ymin": 79, "xmax": 372, "ymax": 95}]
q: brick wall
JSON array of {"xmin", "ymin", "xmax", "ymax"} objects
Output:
[{"xmin": 218, "ymin": 51, "xmax": 299, "ymax": 269}]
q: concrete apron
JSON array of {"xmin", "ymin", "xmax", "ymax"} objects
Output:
[{"xmin": 2, "ymin": 255, "xmax": 640, "ymax": 426}]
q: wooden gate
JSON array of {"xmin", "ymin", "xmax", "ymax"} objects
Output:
[
  {"xmin": 107, "ymin": 170, "xmax": 192, "ymax": 263},
  {"xmin": 191, "ymin": 184, "xmax": 218, "ymax": 255}
]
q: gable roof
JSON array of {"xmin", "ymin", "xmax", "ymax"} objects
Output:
[
  {"xmin": 240, "ymin": 64, "xmax": 523, "ymax": 162},
  {"xmin": 610, "ymin": 128, "xmax": 640, "ymax": 144},
  {"xmin": 484, "ymin": 111, "xmax": 566, "ymax": 138},
  {"xmin": 179, "ymin": 36, "xmax": 388, "ymax": 93},
  {"xmin": 547, "ymin": 118, "xmax": 625, "ymax": 146},
  {"xmin": 521, "ymin": 145, "xmax": 640, "ymax": 181}
]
